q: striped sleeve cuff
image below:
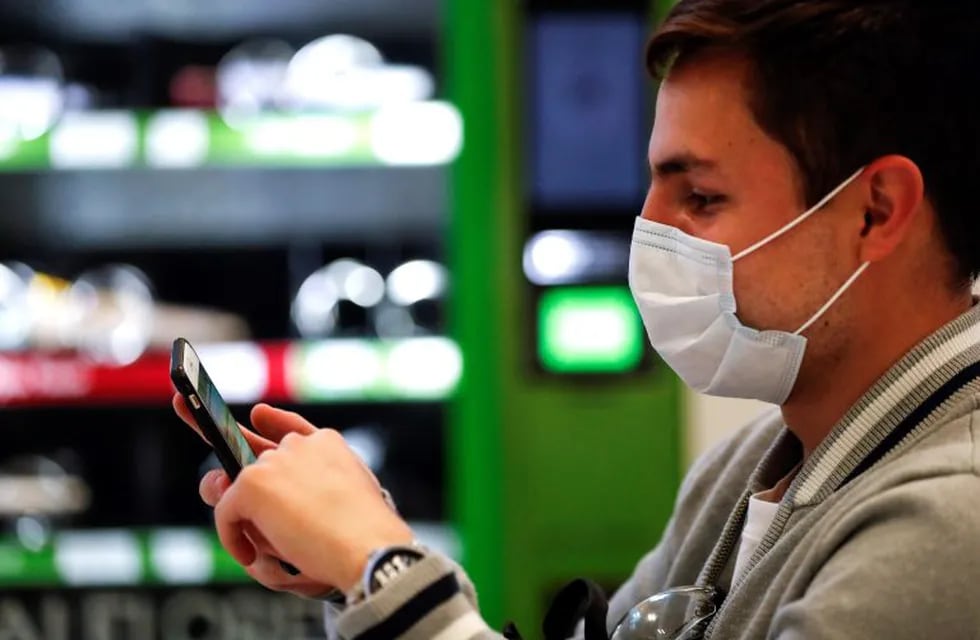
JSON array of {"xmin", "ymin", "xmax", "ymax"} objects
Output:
[{"xmin": 336, "ymin": 554, "xmax": 499, "ymax": 640}]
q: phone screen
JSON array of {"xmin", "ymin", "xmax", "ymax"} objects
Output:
[{"xmin": 182, "ymin": 344, "xmax": 257, "ymax": 468}]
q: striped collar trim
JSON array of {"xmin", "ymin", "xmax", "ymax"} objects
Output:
[{"xmin": 785, "ymin": 303, "xmax": 980, "ymax": 507}]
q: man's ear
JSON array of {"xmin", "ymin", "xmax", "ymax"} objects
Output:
[{"xmin": 858, "ymin": 155, "xmax": 925, "ymax": 263}]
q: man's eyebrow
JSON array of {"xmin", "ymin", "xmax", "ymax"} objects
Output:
[{"xmin": 651, "ymin": 153, "xmax": 717, "ymax": 177}]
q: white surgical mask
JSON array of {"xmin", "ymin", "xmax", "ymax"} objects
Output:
[{"xmin": 629, "ymin": 168, "xmax": 869, "ymax": 405}]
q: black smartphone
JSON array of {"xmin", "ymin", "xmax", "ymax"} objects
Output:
[
  {"xmin": 171, "ymin": 337, "xmax": 257, "ymax": 479},
  {"xmin": 171, "ymin": 337, "xmax": 304, "ymax": 578}
]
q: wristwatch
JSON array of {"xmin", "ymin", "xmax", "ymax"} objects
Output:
[{"xmin": 345, "ymin": 543, "xmax": 427, "ymax": 606}]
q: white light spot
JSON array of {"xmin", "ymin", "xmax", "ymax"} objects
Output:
[
  {"xmin": 555, "ymin": 308, "xmax": 630, "ymax": 354},
  {"xmin": 217, "ymin": 38, "xmax": 294, "ymax": 129},
  {"xmin": 523, "ymin": 231, "xmax": 590, "ymax": 285},
  {"xmin": 292, "ymin": 271, "xmax": 340, "ymax": 338},
  {"xmin": 244, "ymin": 115, "xmax": 359, "ymax": 158},
  {"xmin": 386, "ymin": 261, "xmax": 447, "ymax": 306},
  {"xmin": 0, "ymin": 263, "xmax": 31, "ymax": 350},
  {"xmin": 301, "ymin": 340, "xmax": 384, "ymax": 395},
  {"xmin": 55, "ymin": 530, "xmax": 142, "ymax": 586},
  {"xmin": 196, "ymin": 342, "xmax": 269, "ymax": 403},
  {"xmin": 386, "ymin": 338, "xmax": 462, "ymax": 396},
  {"xmin": 145, "ymin": 110, "xmax": 210, "ymax": 168},
  {"xmin": 344, "ymin": 266, "xmax": 385, "ymax": 308},
  {"xmin": 150, "ymin": 529, "xmax": 214, "ymax": 584},
  {"xmin": 50, "ymin": 112, "xmax": 139, "ymax": 169},
  {"xmin": 69, "ymin": 265, "xmax": 153, "ymax": 366},
  {"xmin": 15, "ymin": 516, "xmax": 49, "ymax": 552},
  {"xmin": 370, "ymin": 102, "xmax": 463, "ymax": 166},
  {"xmin": 0, "ymin": 77, "xmax": 63, "ymax": 141},
  {"xmin": 107, "ymin": 323, "xmax": 146, "ymax": 366}
]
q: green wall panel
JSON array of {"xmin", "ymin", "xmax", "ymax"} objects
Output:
[{"xmin": 446, "ymin": 0, "xmax": 683, "ymax": 635}]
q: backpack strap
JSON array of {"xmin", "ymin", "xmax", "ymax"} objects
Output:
[{"xmin": 543, "ymin": 579, "xmax": 610, "ymax": 640}]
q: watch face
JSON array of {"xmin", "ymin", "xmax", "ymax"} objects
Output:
[{"xmin": 369, "ymin": 547, "xmax": 425, "ymax": 593}]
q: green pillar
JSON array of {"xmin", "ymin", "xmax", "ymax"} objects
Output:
[
  {"xmin": 446, "ymin": 0, "xmax": 683, "ymax": 635},
  {"xmin": 444, "ymin": 0, "xmax": 518, "ymax": 627}
]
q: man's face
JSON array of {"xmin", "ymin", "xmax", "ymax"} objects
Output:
[{"xmin": 641, "ymin": 51, "xmax": 865, "ymax": 358}]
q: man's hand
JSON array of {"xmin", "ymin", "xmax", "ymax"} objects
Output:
[
  {"xmin": 173, "ymin": 396, "xmax": 412, "ymax": 595},
  {"xmin": 212, "ymin": 406, "xmax": 414, "ymax": 592},
  {"xmin": 175, "ymin": 396, "xmax": 335, "ymax": 597}
]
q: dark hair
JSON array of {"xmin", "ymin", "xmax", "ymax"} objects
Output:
[{"xmin": 647, "ymin": 1, "xmax": 980, "ymax": 284}]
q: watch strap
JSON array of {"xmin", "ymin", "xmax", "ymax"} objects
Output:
[{"xmin": 345, "ymin": 541, "xmax": 428, "ymax": 606}]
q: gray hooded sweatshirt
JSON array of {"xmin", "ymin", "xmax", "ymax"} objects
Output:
[{"xmin": 330, "ymin": 304, "xmax": 980, "ymax": 640}]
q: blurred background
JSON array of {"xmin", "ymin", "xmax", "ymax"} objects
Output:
[{"xmin": 0, "ymin": 0, "xmax": 767, "ymax": 638}]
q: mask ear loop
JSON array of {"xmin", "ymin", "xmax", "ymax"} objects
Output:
[
  {"xmin": 733, "ymin": 167, "xmax": 866, "ymax": 262},
  {"xmin": 794, "ymin": 261, "xmax": 871, "ymax": 336}
]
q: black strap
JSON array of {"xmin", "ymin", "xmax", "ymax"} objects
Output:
[
  {"xmin": 352, "ymin": 573, "xmax": 459, "ymax": 640},
  {"xmin": 841, "ymin": 361, "xmax": 980, "ymax": 487},
  {"xmin": 542, "ymin": 579, "xmax": 610, "ymax": 640}
]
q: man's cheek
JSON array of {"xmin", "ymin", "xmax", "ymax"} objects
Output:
[{"xmin": 732, "ymin": 269, "xmax": 794, "ymax": 332}]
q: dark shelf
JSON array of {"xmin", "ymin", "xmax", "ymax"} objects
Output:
[
  {"xmin": 0, "ymin": 0, "xmax": 439, "ymax": 42},
  {"xmin": 0, "ymin": 166, "xmax": 446, "ymax": 250}
]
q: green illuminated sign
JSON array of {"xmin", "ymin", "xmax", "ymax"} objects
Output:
[
  {"xmin": 538, "ymin": 286, "xmax": 645, "ymax": 374},
  {"xmin": 0, "ymin": 104, "xmax": 462, "ymax": 171},
  {"xmin": 0, "ymin": 522, "xmax": 456, "ymax": 587}
]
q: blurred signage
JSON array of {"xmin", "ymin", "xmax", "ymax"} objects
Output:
[
  {"xmin": 0, "ymin": 339, "xmax": 461, "ymax": 407},
  {"xmin": 0, "ymin": 356, "xmax": 95, "ymax": 404},
  {"xmin": 0, "ymin": 105, "xmax": 462, "ymax": 171},
  {"xmin": 0, "ymin": 351, "xmax": 170, "ymax": 407},
  {"xmin": 0, "ymin": 587, "xmax": 326, "ymax": 640}
]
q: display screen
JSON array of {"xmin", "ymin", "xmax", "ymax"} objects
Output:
[
  {"xmin": 527, "ymin": 13, "xmax": 647, "ymax": 209},
  {"xmin": 537, "ymin": 286, "xmax": 645, "ymax": 374},
  {"xmin": 185, "ymin": 348, "xmax": 257, "ymax": 468}
]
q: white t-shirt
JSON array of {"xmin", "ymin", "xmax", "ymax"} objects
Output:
[{"xmin": 732, "ymin": 493, "xmax": 781, "ymax": 582}]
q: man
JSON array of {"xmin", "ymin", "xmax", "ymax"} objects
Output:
[{"xmin": 175, "ymin": 1, "xmax": 980, "ymax": 638}]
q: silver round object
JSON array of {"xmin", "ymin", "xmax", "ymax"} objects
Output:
[{"xmin": 610, "ymin": 587, "xmax": 718, "ymax": 640}]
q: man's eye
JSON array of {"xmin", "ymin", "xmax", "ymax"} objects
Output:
[{"xmin": 686, "ymin": 191, "xmax": 726, "ymax": 211}]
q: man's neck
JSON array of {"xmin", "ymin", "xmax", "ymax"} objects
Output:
[{"xmin": 781, "ymin": 293, "xmax": 974, "ymax": 456}]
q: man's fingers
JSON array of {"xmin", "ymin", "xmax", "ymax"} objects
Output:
[
  {"xmin": 214, "ymin": 492, "xmax": 257, "ymax": 567},
  {"xmin": 199, "ymin": 469, "xmax": 231, "ymax": 507},
  {"xmin": 241, "ymin": 428, "xmax": 276, "ymax": 455},
  {"xmin": 250, "ymin": 404, "xmax": 317, "ymax": 442},
  {"xmin": 243, "ymin": 523, "xmax": 278, "ymax": 555}
]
